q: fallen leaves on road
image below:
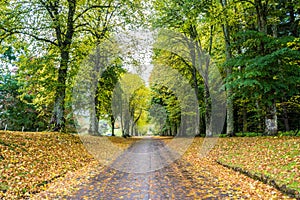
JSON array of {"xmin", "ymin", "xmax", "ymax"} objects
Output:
[{"xmin": 80, "ymin": 135, "xmax": 141, "ymax": 166}]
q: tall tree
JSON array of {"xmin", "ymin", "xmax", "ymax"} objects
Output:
[
  {"xmin": 153, "ymin": 0, "xmax": 208, "ymax": 135},
  {"xmin": 0, "ymin": 0, "xmax": 143, "ymax": 131},
  {"xmin": 226, "ymin": 0, "xmax": 300, "ymax": 134},
  {"xmin": 149, "ymin": 60, "xmax": 199, "ymax": 136},
  {"xmin": 152, "ymin": 0, "xmax": 226, "ymax": 136},
  {"xmin": 113, "ymin": 73, "xmax": 145, "ymax": 137},
  {"xmin": 220, "ymin": 0, "xmax": 235, "ymax": 136},
  {"xmin": 97, "ymin": 62, "xmax": 125, "ymax": 136},
  {"xmin": 129, "ymin": 85, "xmax": 150, "ymax": 136}
]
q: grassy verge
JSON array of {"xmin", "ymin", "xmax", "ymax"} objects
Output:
[
  {"xmin": 0, "ymin": 131, "xmax": 138, "ymax": 199},
  {"xmin": 187, "ymin": 137, "xmax": 300, "ymax": 198}
]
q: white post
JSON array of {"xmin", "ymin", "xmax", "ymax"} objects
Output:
[
  {"xmin": 4, "ymin": 124, "xmax": 7, "ymax": 131},
  {"xmin": 22, "ymin": 126, "xmax": 24, "ymax": 132}
]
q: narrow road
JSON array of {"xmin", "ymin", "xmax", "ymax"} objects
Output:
[{"xmin": 65, "ymin": 137, "xmax": 242, "ymax": 199}]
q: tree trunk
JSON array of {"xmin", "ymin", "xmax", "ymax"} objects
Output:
[
  {"xmin": 256, "ymin": 101, "xmax": 263, "ymax": 133},
  {"xmin": 120, "ymin": 103, "xmax": 125, "ymax": 137},
  {"xmin": 131, "ymin": 120, "xmax": 134, "ymax": 136},
  {"xmin": 89, "ymin": 45, "xmax": 102, "ymax": 135},
  {"xmin": 221, "ymin": 0, "xmax": 235, "ymax": 137},
  {"xmin": 89, "ymin": 107, "xmax": 98, "ymax": 135},
  {"xmin": 50, "ymin": 83, "xmax": 66, "ymax": 131},
  {"xmin": 187, "ymin": 24, "xmax": 202, "ymax": 136},
  {"xmin": 124, "ymin": 114, "xmax": 130, "ymax": 137},
  {"xmin": 282, "ymin": 103, "xmax": 290, "ymax": 132},
  {"xmin": 255, "ymin": 0, "xmax": 268, "ymax": 34},
  {"xmin": 131, "ymin": 109, "xmax": 142, "ymax": 136},
  {"xmin": 50, "ymin": 51, "xmax": 68, "ymax": 131},
  {"xmin": 89, "ymin": 83, "xmax": 99, "ymax": 135},
  {"xmin": 242, "ymin": 106, "xmax": 248, "ymax": 133},
  {"xmin": 50, "ymin": 0, "xmax": 76, "ymax": 132},
  {"xmin": 173, "ymin": 124, "xmax": 177, "ymax": 136},
  {"xmin": 204, "ymin": 85, "xmax": 212, "ymax": 136},
  {"xmin": 265, "ymin": 100, "xmax": 278, "ymax": 135},
  {"xmin": 111, "ymin": 115, "xmax": 115, "ymax": 136},
  {"xmin": 254, "ymin": 0, "xmax": 278, "ymax": 135},
  {"xmin": 288, "ymin": 4, "xmax": 298, "ymax": 37},
  {"xmin": 196, "ymin": 40, "xmax": 212, "ymax": 137},
  {"xmin": 226, "ymin": 95, "xmax": 234, "ymax": 136}
]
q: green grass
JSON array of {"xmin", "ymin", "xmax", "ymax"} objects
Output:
[{"xmin": 213, "ymin": 137, "xmax": 300, "ymax": 194}]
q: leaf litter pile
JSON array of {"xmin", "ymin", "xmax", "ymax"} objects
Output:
[
  {"xmin": 0, "ymin": 131, "xmax": 138, "ymax": 199},
  {"xmin": 0, "ymin": 131, "xmax": 299, "ymax": 199}
]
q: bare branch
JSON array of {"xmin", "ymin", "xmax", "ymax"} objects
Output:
[
  {"xmin": 3, "ymin": 27, "xmax": 58, "ymax": 46},
  {"xmin": 74, "ymin": 5, "xmax": 113, "ymax": 22},
  {"xmin": 74, "ymin": 22, "xmax": 89, "ymax": 30},
  {"xmin": 38, "ymin": 0, "xmax": 56, "ymax": 20}
]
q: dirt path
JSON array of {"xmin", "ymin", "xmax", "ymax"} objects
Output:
[{"xmin": 63, "ymin": 137, "xmax": 245, "ymax": 199}]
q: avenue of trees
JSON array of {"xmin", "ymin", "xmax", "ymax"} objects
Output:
[{"xmin": 0, "ymin": 0, "xmax": 300, "ymax": 136}]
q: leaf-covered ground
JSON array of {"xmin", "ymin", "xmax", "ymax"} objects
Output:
[
  {"xmin": 34, "ymin": 137, "xmax": 292, "ymax": 199},
  {"xmin": 166, "ymin": 137, "xmax": 299, "ymax": 198},
  {"xmin": 35, "ymin": 136, "xmax": 296, "ymax": 199},
  {"xmin": 210, "ymin": 137, "xmax": 300, "ymax": 196},
  {"xmin": 0, "ymin": 131, "xmax": 138, "ymax": 199},
  {"xmin": 1, "ymin": 132, "xmax": 299, "ymax": 199},
  {"xmin": 166, "ymin": 137, "xmax": 299, "ymax": 199}
]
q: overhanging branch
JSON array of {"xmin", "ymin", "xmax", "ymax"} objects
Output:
[
  {"xmin": 5, "ymin": 28, "xmax": 57, "ymax": 46},
  {"xmin": 74, "ymin": 5, "xmax": 113, "ymax": 22}
]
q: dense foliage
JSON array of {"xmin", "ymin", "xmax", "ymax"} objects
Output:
[
  {"xmin": 0, "ymin": 46, "xmax": 48, "ymax": 131},
  {"xmin": 151, "ymin": 0, "xmax": 300, "ymax": 135},
  {"xmin": 0, "ymin": 0, "xmax": 299, "ymax": 135}
]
